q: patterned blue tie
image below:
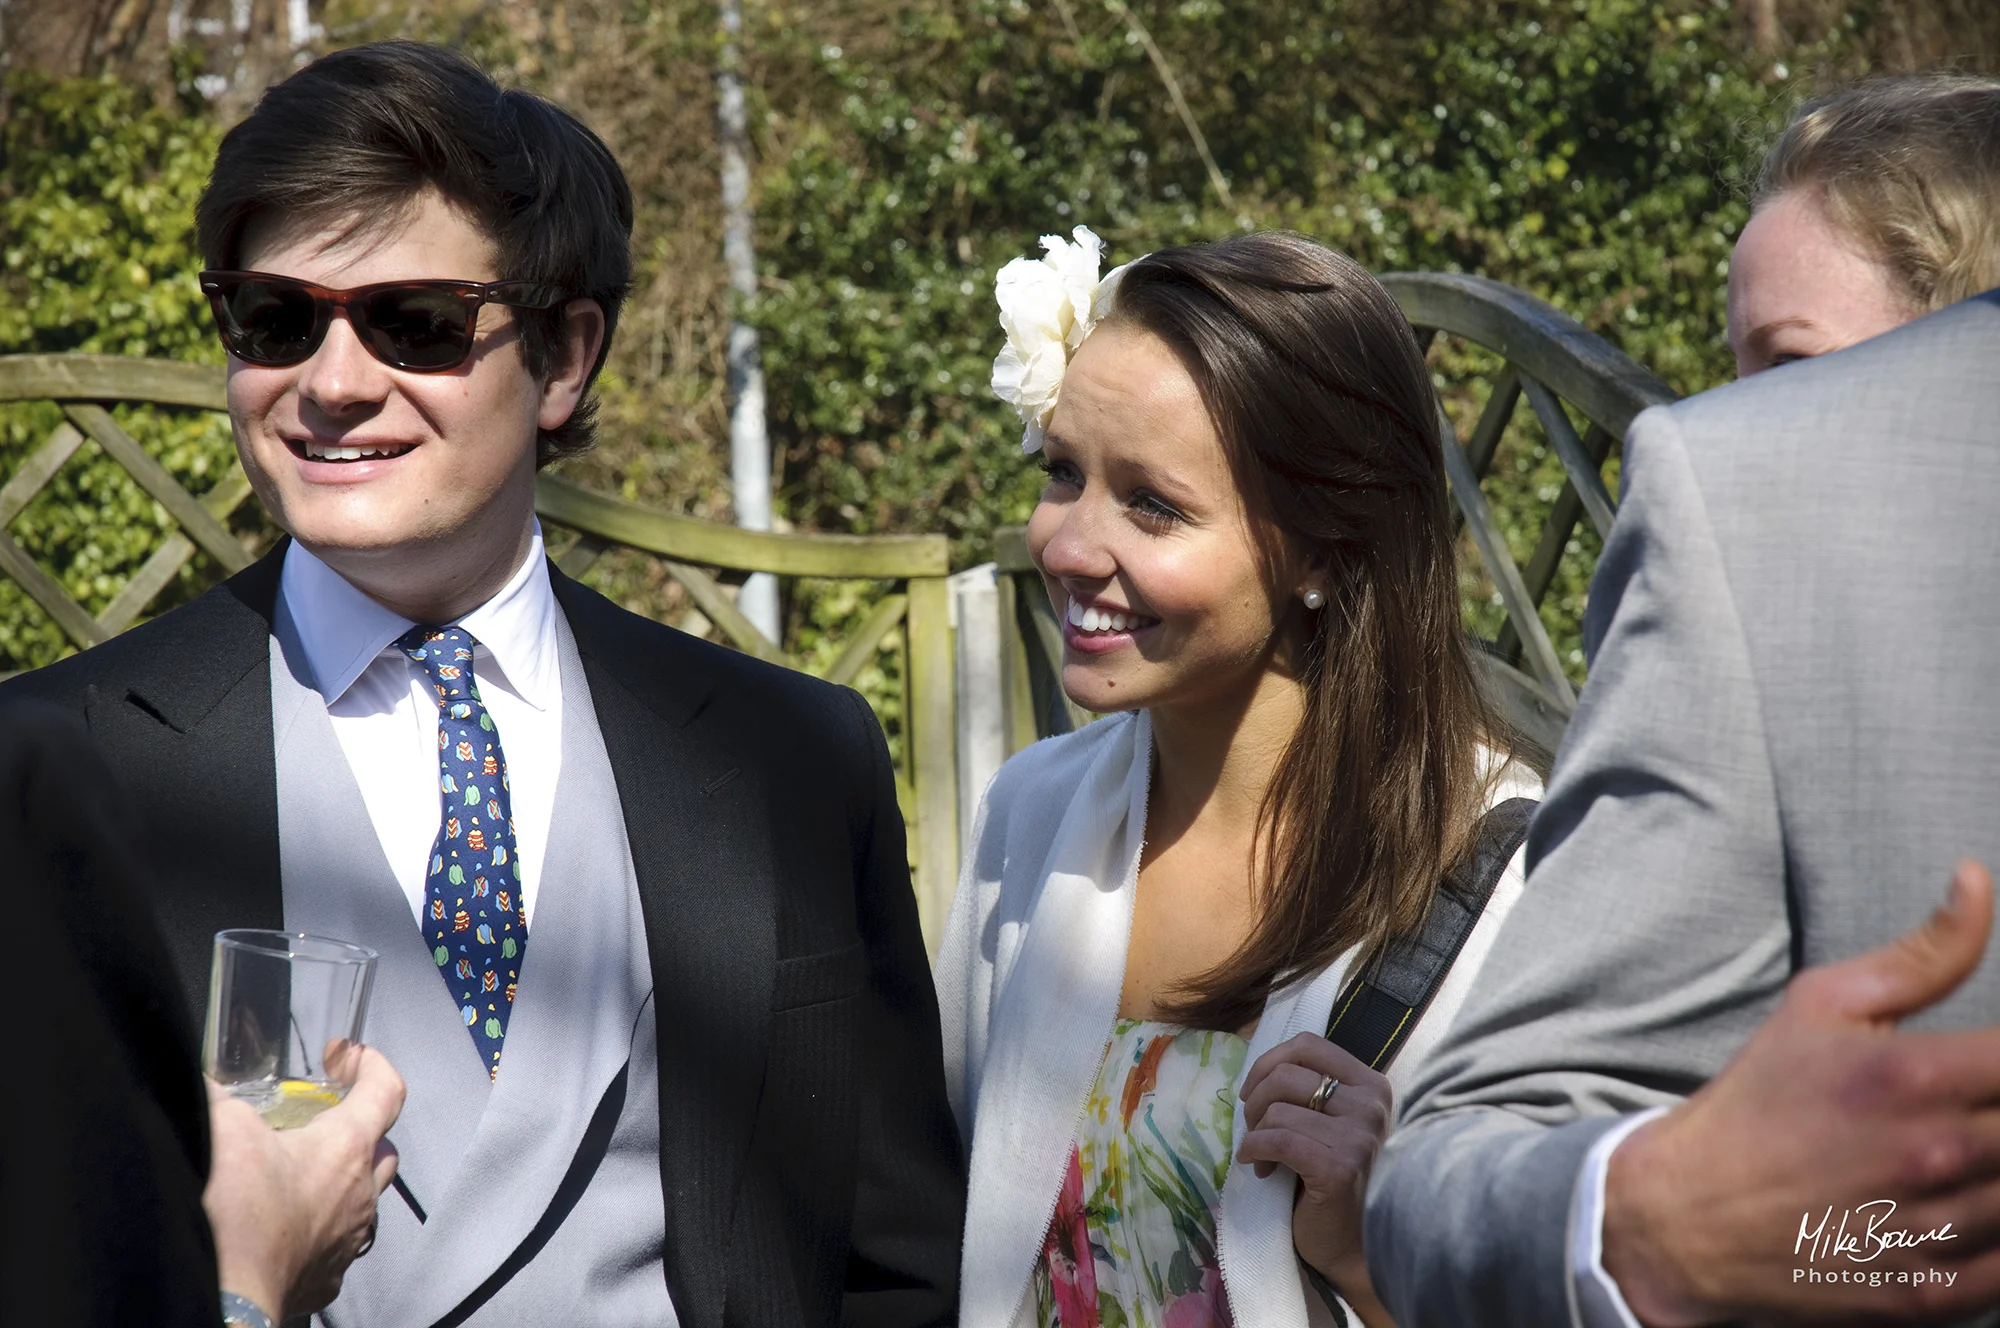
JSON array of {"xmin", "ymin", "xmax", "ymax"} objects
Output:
[{"xmin": 400, "ymin": 625, "xmax": 527, "ymax": 1080}]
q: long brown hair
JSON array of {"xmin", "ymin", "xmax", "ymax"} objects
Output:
[{"xmin": 1107, "ymin": 232, "xmax": 1492, "ymax": 1032}]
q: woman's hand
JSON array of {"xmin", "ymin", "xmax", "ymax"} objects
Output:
[
  {"xmin": 203, "ymin": 1044, "xmax": 406, "ymax": 1321},
  {"xmin": 1237, "ymin": 1031, "xmax": 1397, "ymax": 1324}
]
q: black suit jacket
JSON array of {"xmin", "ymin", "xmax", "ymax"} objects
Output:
[
  {"xmin": 0, "ymin": 703, "xmax": 220, "ymax": 1328},
  {"xmin": 1, "ymin": 546, "xmax": 966, "ymax": 1328}
]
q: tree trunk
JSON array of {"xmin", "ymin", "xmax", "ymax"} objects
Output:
[
  {"xmin": 1740, "ymin": 0, "xmax": 1781, "ymax": 54},
  {"xmin": 716, "ymin": 0, "xmax": 779, "ymax": 646}
]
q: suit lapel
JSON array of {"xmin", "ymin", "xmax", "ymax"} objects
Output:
[
  {"xmin": 84, "ymin": 544, "xmax": 288, "ymax": 1015},
  {"xmin": 960, "ymin": 710, "xmax": 1150, "ymax": 1326},
  {"xmin": 1216, "ymin": 963, "xmax": 1353, "ymax": 1328},
  {"xmin": 551, "ymin": 568, "xmax": 772, "ymax": 1328}
]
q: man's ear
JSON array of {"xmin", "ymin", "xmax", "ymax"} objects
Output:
[{"xmin": 537, "ymin": 298, "xmax": 607, "ymax": 432}]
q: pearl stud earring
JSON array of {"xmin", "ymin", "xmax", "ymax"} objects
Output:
[{"xmin": 1302, "ymin": 588, "xmax": 1326, "ymax": 610}]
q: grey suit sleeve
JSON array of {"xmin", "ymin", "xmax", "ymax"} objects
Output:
[{"xmin": 1364, "ymin": 407, "xmax": 1794, "ymax": 1328}]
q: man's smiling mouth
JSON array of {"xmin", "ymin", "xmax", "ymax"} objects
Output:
[{"xmin": 287, "ymin": 438, "xmax": 418, "ymax": 463}]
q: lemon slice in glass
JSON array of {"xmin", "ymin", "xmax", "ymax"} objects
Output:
[{"xmin": 259, "ymin": 1079, "xmax": 344, "ymax": 1130}]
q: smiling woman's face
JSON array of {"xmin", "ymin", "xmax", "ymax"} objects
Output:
[
  {"xmin": 1727, "ymin": 188, "xmax": 1915, "ymax": 377},
  {"xmin": 1025, "ymin": 322, "xmax": 1307, "ymax": 716}
]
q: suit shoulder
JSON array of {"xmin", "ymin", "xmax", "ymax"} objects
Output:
[
  {"xmin": 1663, "ymin": 291, "xmax": 2000, "ymax": 461},
  {"xmin": 553, "ymin": 571, "xmax": 869, "ymax": 744},
  {"xmin": 1, "ymin": 546, "xmax": 281, "ymax": 710},
  {"xmin": 0, "ymin": 645, "xmax": 101, "ymax": 710},
  {"xmin": 0, "ymin": 584, "xmax": 246, "ymax": 709}
]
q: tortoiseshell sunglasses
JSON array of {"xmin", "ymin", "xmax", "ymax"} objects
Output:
[{"xmin": 199, "ymin": 270, "xmax": 564, "ymax": 372}]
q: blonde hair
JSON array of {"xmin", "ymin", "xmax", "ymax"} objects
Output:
[{"xmin": 1757, "ymin": 74, "xmax": 2000, "ymax": 312}]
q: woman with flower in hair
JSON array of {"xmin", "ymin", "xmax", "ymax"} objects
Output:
[{"xmin": 935, "ymin": 227, "xmax": 1541, "ymax": 1328}]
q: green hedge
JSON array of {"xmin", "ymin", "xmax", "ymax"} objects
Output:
[
  {"xmin": 1, "ymin": 1, "xmax": 1826, "ymax": 680},
  {"xmin": 749, "ymin": 0, "xmax": 1804, "ymax": 681},
  {"xmin": 0, "ymin": 70, "xmax": 247, "ymax": 672}
]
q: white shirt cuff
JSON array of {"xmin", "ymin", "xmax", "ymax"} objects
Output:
[{"xmin": 1569, "ymin": 1106, "xmax": 1671, "ymax": 1328}]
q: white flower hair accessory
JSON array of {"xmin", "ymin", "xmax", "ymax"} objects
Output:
[{"xmin": 989, "ymin": 225, "xmax": 1134, "ymax": 453}]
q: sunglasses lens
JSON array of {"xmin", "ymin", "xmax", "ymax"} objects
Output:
[
  {"xmin": 213, "ymin": 279, "xmax": 321, "ymax": 365},
  {"xmin": 359, "ymin": 287, "xmax": 477, "ymax": 370}
]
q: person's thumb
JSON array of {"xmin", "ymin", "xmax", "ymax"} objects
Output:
[
  {"xmin": 325, "ymin": 1045, "xmax": 406, "ymax": 1138},
  {"xmin": 1795, "ymin": 860, "xmax": 1993, "ymax": 1025}
]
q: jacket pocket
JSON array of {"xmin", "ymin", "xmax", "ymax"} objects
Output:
[{"xmin": 770, "ymin": 939, "xmax": 868, "ymax": 1010}]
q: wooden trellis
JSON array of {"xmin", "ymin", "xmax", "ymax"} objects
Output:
[
  {"xmin": 0, "ymin": 354, "xmax": 962, "ymax": 949},
  {"xmin": 0, "ymin": 276, "xmax": 1675, "ymax": 936},
  {"xmin": 1387, "ymin": 271, "xmax": 1679, "ymax": 757},
  {"xmin": 990, "ymin": 272, "xmax": 1680, "ymax": 765},
  {"xmin": 0, "ymin": 356, "xmax": 256, "ymax": 649}
]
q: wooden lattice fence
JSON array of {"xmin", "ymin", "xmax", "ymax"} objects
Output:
[{"xmin": 0, "ymin": 353, "xmax": 962, "ymax": 948}]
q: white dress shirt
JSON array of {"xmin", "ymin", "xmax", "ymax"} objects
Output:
[
  {"xmin": 277, "ymin": 526, "xmax": 563, "ymax": 929},
  {"xmin": 1569, "ymin": 1106, "xmax": 1671, "ymax": 1327}
]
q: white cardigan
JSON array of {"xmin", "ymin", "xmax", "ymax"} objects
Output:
[{"xmin": 935, "ymin": 710, "xmax": 1541, "ymax": 1328}]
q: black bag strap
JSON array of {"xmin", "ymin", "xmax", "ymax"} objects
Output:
[{"xmin": 1323, "ymin": 797, "xmax": 1537, "ymax": 1071}]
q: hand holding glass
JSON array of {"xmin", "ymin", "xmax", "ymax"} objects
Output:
[{"xmin": 203, "ymin": 930, "xmax": 379, "ymax": 1129}]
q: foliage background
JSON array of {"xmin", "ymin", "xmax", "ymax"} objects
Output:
[
  {"xmin": 2, "ymin": 0, "xmax": 1995, "ymax": 684},
  {"xmin": 0, "ymin": 67, "xmax": 240, "ymax": 668}
]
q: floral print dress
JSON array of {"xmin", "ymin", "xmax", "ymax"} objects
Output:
[{"xmin": 1029, "ymin": 1019, "xmax": 1250, "ymax": 1328}]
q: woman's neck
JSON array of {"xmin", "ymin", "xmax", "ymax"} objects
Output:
[
  {"xmin": 1145, "ymin": 667, "xmax": 1307, "ymax": 847},
  {"xmin": 1119, "ymin": 667, "xmax": 1308, "ymax": 1031}
]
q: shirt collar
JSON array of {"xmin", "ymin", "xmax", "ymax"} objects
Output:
[
  {"xmin": 455, "ymin": 525, "xmax": 559, "ymax": 712},
  {"xmin": 276, "ymin": 523, "xmax": 559, "ymax": 711}
]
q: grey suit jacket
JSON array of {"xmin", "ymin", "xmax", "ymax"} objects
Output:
[{"xmin": 1365, "ymin": 290, "xmax": 2000, "ymax": 1327}]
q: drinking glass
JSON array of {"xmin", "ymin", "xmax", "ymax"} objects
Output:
[{"xmin": 203, "ymin": 929, "xmax": 378, "ymax": 1129}]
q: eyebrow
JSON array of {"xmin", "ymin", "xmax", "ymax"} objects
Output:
[{"xmin": 1739, "ymin": 315, "xmax": 1819, "ymax": 355}]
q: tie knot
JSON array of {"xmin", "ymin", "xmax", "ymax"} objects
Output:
[{"xmin": 400, "ymin": 625, "xmax": 481, "ymax": 699}]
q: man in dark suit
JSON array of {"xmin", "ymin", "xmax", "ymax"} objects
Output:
[
  {"xmin": 2, "ymin": 703, "xmax": 216, "ymax": 1326},
  {"xmin": 2, "ymin": 702, "xmax": 403, "ymax": 1328},
  {"xmin": 3, "ymin": 40, "xmax": 963, "ymax": 1328}
]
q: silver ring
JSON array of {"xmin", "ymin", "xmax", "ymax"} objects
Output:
[
  {"xmin": 1306, "ymin": 1074, "xmax": 1339, "ymax": 1114},
  {"xmin": 356, "ymin": 1223, "xmax": 377, "ymax": 1258}
]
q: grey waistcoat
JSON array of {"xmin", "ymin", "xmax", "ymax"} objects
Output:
[{"xmin": 270, "ymin": 604, "xmax": 678, "ymax": 1327}]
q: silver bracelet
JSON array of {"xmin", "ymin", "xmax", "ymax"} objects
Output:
[{"xmin": 220, "ymin": 1291, "xmax": 275, "ymax": 1328}]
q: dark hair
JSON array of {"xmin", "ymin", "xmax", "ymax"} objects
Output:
[
  {"xmin": 1756, "ymin": 74, "xmax": 2000, "ymax": 312},
  {"xmin": 1104, "ymin": 232, "xmax": 1492, "ymax": 1032},
  {"xmin": 196, "ymin": 40, "xmax": 634, "ymax": 466}
]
